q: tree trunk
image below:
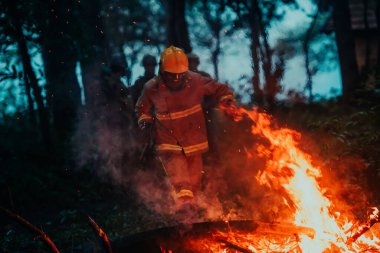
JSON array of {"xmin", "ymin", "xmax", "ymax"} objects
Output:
[
  {"xmin": 257, "ymin": 0, "xmax": 282, "ymax": 109},
  {"xmin": 18, "ymin": 38, "xmax": 51, "ymax": 148},
  {"xmin": 250, "ymin": 0, "xmax": 263, "ymax": 105},
  {"xmin": 211, "ymin": 32, "xmax": 220, "ymax": 80},
  {"xmin": 101, "ymin": 0, "xmax": 129, "ymax": 86},
  {"xmin": 8, "ymin": 2, "xmax": 51, "ymax": 148},
  {"xmin": 78, "ymin": 0, "xmax": 108, "ymax": 107},
  {"xmin": 375, "ymin": 0, "xmax": 380, "ymax": 88},
  {"xmin": 260, "ymin": 25, "xmax": 276, "ymax": 107},
  {"xmin": 303, "ymin": 0, "xmax": 321, "ymax": 102},
  {"xmin": 42, "ymin": 0, "xmax": 81, "ymax": 141},
  {"xmin": 166, "ymin": 0, "xmax": 192, "ymax": 52},
  {"xmin": 202, "ymin": 0, "xmax": 223, "ymax": 80},
  {"xmin": 251, "ymin": 33, "xmax": 263, "ymax": 105},
  {"xmin": 332, "ymin": 0, "xmax": 360, "ymax": 102},
  {"xmin": 43, "ymin": 46, "xmax": 80, "ymax": 139},
  {"xmin": 363, "ymin": 0, "xmax": 371, "ymax": 73},
  {"xmin": 23, "ymin": 70, "xmax": 36, "ymax": 125}
]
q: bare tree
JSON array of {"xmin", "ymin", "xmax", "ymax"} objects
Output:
[
  {"xmin": 303, "ymin": 1, "xmax": 323, "ymax": 102},
  {"xmin": 41, "ymin": 0, "xmax": 82, "ymax": 141},
  {"xmin": 188, "ymin": 0, "xmax": 236, "ymax": 79},
  {"xmin": 162, "ymin": 0, "xmax": 192, "ymax": 52},
  {"xmin": 102, "ymin": 0, "xmax": 166, "ymax": 85},
  {"xmin": 76, "ymin": 0, "xmax": 108, "ymax": 108},
  {"xmin": 227, "ymin": 0, "xmax": 292, "ymax": 107},
  {"xmin": 5, "ymin": 0, "xmax": 51, "ymax": 147},
  {"xmin": 200, "ymin": 0, "xmax": 225, "ymax": 79},
  {"xmin": 332, "ymin": 0, "xmax": 360, "ymax": 102}
]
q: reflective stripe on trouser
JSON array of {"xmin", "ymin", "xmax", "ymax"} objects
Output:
[{"xmin": 159, "ymin": 153, "xmax": 203, "ymax": 195}]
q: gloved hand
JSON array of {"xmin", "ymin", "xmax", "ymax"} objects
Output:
[
  {"xmin": 139, "ymin": 120, "xmax": 151, "ymax": 130},
  {"xmin": 139, "ymin": 121, "xmax": 155, "ymax": 164},
  {"xmin": 219, "ymin": 99, "xmax": 243, "ymax": 122},
  {"xmin": 139, "ymin": 121, "xmax": 153, "ymax": 143}
]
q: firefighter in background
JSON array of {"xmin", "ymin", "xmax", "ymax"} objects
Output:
[
  {"xmin": 187, "ymin": 53, "xmax": 211, "ymax": 78},
  {"xmin": 129, "ymin": 54, "xmax": 157, "ymax": 107},
  {"xmin": 135, "ymin": 46, "xmax": 240, "ymax": 211},
  {"xmin": 100, "ymin": 58, "xmax": 130, "ymax": 116}
]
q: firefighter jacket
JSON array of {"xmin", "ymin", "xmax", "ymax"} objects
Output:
[
  {"xmin": 129, "ymin": 74, "xmax": 155, "ymax": 107},
  {"xmin": 135, "ymin": 71, "xmax": 234, "ymax": 156}
]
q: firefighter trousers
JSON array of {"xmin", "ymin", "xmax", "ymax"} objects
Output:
[{"xmin": 158, "ymin": 153, "xmax": 203, "ymax": 196}]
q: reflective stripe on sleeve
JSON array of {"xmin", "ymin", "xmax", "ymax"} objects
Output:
[
  {"xmin": 156, "ymin": 143, "xmax": 183, "ymax": 152},
  {"xmin": 138, "ymin": 114, "xmax": 153, "ymax": 123},
  {"xmin": 183, "ymin": 141, "xmax": 208, "ymax": 154},
  {"xmin": 176, "ymin": 189, "xmax": 194, "ymax": 199},
  {"xmin": 219, "ymin": 95, "xmax": 234, "ymax": 102},
  {"xmin": 156, "ymin": 104, "xmax": 202, "ymax": 121}
]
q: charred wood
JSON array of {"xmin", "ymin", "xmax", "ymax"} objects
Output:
[
  {"xmin": 0, "ymin": 207, "xmax": 60, "ymax": 253},
  {"xmin": 88, "ymin": 215, "xmax": 113, "ymax": 253}
]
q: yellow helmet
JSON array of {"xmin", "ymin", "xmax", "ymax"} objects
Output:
[{"xmin": 160, "ymin": 46, "xmax": 189, "ymax": 73}]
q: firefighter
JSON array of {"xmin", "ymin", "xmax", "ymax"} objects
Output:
[
  {"xmin": 129, "ymin": 54, "xmax": 157, "ymax": 108},
  {"xmin": 187, "ymin": 53, "xmax": 211, "ymax": 78},
  {"xmin": 135, "ymin": 46, "xmax": 240, "ymax": 212},
  {"xmin": 100, "ymin": 57, "xmax": 131, "ymax": 118}
]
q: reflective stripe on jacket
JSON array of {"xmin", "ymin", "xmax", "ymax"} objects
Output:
[{"xmin": 135, "ymin": 71, "xmax": 234, "ymax": 156}]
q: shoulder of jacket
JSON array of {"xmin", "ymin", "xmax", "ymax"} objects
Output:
[
  {"xmin": 198, "ymin": 70, "xmax": 211, "ymax": 78},
  {"xmin": 132, "ymin": 75, "xmax": 145, "ymax": 85},
  {"xmin": 144, "ymin": 76, "xmax": 159, "ymax": 90},
  {"xmin": 185, "ymin": 71, "xmax": 203, "ymax": 86},
  {"xmin": 186, "ymin": 71, "xmax": 200, "ymax": 80}
]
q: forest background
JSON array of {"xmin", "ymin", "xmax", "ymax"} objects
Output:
[{"xmin": 1, "ymin": 0, "xmax": 380, "ymax": 252}]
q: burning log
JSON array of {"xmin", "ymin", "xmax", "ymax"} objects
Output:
[
  {"xmin": 112, "ymin": 220, "xmax": 316, "ymax": 253},
  {"xmin": 0, "ymin": 207, "xmax": 60, "ymax": 253},
  {"xmin": 347, "ymin": 207, "xmax": 380, "ymax": 244},
  {"xmin": 255, "ymin": 221, "xmax": 315, "ymax": 239},
  {"xmin": 208, "ymin": 221, "xmax": 314, "ymax": 253},
  {"xmin": 87, "ymin": 215, "xmax": 113, "ymax": 253},
  {"xmin": 218, "ymin": 239, "xmax": 253, "ymax": 253}
]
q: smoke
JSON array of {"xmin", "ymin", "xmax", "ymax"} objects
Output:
[
  {"xmin": 72, "ymin": 97, "xmax": 373, "ymax": 228},
  {"xmin": 70, "ymin": 101, "xmax": 287, "ymax": 224},
  {"xmin": 72, "ymin": 86, "xmax": 141, "ymax": 185},
  {"xmin": 72, "ymin": 100, "xmax": 267, "ymax": 224},
  {"xmin": 196, "ymin": 109, "xmax": 272, "ymax": 221}
]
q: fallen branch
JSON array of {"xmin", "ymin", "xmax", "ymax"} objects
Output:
[
  {"xmin": 218, "ymin": 239, "xmax": 253, "ymax": 253},
  {"xmin": 87, "ymin": 215, "xmax": 113, "ymax": 253},
  {"xmin": 0, "ymin": 207, "xmax": 60, "ymax": 253},
  {"xmin": 255, "ymin": 221, "xmax": 315, "ymax": 239}
]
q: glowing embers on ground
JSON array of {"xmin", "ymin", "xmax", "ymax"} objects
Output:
[{"xmin": 161, "ymin": 108, "xmax": 380, "ymax": 253}]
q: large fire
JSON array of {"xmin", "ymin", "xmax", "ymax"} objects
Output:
[
  {"xmin": 162, "ymin": 108, "xmax": 380, "ymax": 253},
  {"xmin": 241, "ymin": 108, "xmax": 380, "ymax": 252}
]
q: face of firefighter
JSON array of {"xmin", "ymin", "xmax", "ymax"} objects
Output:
[
  {"xmin": 162, "ymin": 71, "xmax": 187, "ymax": 90},
  {"xmin": 147, "ymin": 64, "xmax": 156, "ymax": 75},
  {"xmin": 143, "ymin": 62, "xmax": 156, "ymax": 77}
]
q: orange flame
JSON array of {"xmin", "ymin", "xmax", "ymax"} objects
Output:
[
  {"xmin": 241, "ymin": 107, "xmax": 380, "ymax": 252},
  {"xmin": 161, "ymin": 108, "xmax": 379, "ymax": 252}
]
